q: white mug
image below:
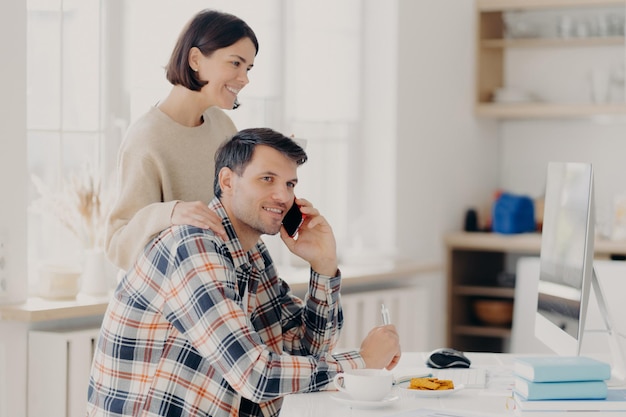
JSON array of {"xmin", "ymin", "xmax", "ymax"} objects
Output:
[{"xmin": 333, "ymin": 369, "xmax": 393, "ymax": 401}]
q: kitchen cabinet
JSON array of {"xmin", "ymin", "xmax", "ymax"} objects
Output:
[
  {"xmin": 444, "ymin": 232, "xmax": 626, "ymax": 353},
  {"xmin": 475, "ymin": 0, "xmax": 626, "ymax": 119}
]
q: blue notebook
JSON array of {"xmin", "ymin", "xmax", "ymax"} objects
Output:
[
  {"xmin": 514, "ymin": 376, "xmax": 608, "ymax": 400},
  {"xmin": 514, "ymin": 356, "xmax": 611, "ymax": 382}
]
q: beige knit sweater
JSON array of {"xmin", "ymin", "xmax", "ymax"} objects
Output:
[{"xmin": 104, "ymin": 106, "xmax": 237, "ymax": 271}]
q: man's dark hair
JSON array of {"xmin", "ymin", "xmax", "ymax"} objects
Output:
[
  {"xmin": 214, "ymin": 128, "xmax": 308, "ymax": 198},
  {"xmin": 165, "ymin": 9, "xmax": 259, "ymax": 93}
]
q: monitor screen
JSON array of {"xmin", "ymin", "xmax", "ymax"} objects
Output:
[{"xmin": 535, "ymin": 162, "xmax": 594, "ymax": 356}]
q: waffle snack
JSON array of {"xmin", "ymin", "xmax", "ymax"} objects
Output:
[{"xmin": 408, "ymin": 377, "xmax": 454, "ymax": 390}]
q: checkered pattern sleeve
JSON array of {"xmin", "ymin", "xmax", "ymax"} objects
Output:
[
  {"xmin": 159, "ymin": 230, "xmax": 363, "ymax": 403},
  {"xmin": 278, "ymin": 269, "xmax": 343, "ymax": 357},
  {"xmin": 88, "ymin": 224, "xmax": 366, "ymax": 417}
]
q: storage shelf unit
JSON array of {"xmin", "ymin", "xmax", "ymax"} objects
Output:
[
  {"xmin": 475, "ymin": 0, "xmax": 626, "ymax": 119},
  {"xmin": 444, "ymin": 232, "xmax": 626, "ymax": 353}
]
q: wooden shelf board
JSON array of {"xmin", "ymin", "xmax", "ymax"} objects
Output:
[
  {"xmin": 454, "ymin": 325, "xmax": 512, "ymax": 338},
  {"xmin": 475, "ymin": 103, "xmax": 626, "ymax": 119},
  {"xmin": 455, "ymin": 285, "xmax": 515, "ymax": 298},
  {"xmin": 445, "ymin": 232, "xmax": 542, "ymax": 253},
  {"xmin": 478, "ymin": 0, "xmax": 625, "ymax": 12},
  {"xmin": 482, "ymin": 36, "xmax": 624, "ymax": 49},
  {"xmin": 445, "ymin": 232, "xmax": 626, "ymax": 256}
]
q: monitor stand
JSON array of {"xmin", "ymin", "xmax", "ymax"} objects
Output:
[{"xmin": 590, "ymin": 268, "xmax": 626, "ymax": 387}]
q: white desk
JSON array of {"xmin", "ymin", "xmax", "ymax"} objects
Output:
[
  {"xmin": 279, "ymin": 352, "xmax": 519, "ymax": 417},
  {"xmin": 279, "ymin": 352, "xmax": 626, "ymax": 417}
]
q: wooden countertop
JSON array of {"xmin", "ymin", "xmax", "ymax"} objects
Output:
[
  {"xmin": 444, "ymin": 231, "xmax": 626, "ymax": 256},
  {"xmin": 0, "ymin": 260, "xmax": 440, "ymax": 323}
]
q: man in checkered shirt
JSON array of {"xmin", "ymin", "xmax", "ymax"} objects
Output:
[{"xmin": 87, "ymin": 128, "xmax": 401, "ymax": 417}]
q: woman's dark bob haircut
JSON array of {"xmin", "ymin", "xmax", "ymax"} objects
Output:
[{"xmin": 165, "ymin": 9, "xmax": 259, "ymax": 92}]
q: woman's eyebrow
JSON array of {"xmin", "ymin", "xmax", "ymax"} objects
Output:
[{"xmin": 231, "ymin": 54, "xmax": 252, "ymax": 65}]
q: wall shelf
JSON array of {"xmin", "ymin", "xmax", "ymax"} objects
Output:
[
  {"xmin": 478, "ymin": 0, "xmax": 626, "ymax": 12},
  {"xmin": 454, "ymin": 325, "xmax": 512, "ymax": 339},
  {"xmin": 475, "ymin": 0, "xmax": 626, "ymax": 119},
  {"xmin": 455, "ymin": 285, "xmax": 515, "ymax": 298},
  {"xmin": 476, "ymin": 103, "xmax": 626, "ymax": 119},
  {"xmin": 482, "ymin": 36, "xmax": 624, "ymax": 49}
]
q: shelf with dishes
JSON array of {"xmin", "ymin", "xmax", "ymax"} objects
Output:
[
  {"xmin": 478, "ymin": 0, "xmax": 626, "ymax": 11},
  {"xmin": 475, "ymin": 102, "xmax": 626, "ymax": 119},
  {"xmin": 482, "ymin": 36, "xmax": 624, "ymax": 49},
  {"xmin": 454, "ymin": 325, "xmax": 512, "ymax": 339},
  {"xmin": 451, "ymin": 283, "xmax": 515, "ymax": 351},
  {"xmin": 475, "ymin": 0, "xmax": 626, "ymax": 119}
]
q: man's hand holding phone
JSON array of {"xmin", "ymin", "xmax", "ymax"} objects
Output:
[{"xmin": 281, "ymin": 198, "xmax": 338, "ymax": 277}]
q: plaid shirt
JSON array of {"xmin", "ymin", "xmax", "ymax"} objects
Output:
[{"xmin": 87, "ymin": 198, "xmax": 364, "ymax": 417}]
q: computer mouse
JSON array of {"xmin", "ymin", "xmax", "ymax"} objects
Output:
[{"xmin": 426, "ymin": 348, "xmax": 471, "ymax": 369}]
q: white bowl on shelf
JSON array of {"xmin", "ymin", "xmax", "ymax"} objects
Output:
[
  {"xmin": 493, "ymin": 88, "xmax": 538, "ymax": 104},
  {"xmin": 37, "ymin": 263, "xmax": 81, "ymax": 300}
]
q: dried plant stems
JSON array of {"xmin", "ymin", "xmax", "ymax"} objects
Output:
[{"xmin": 31, "ymin": 166, "xmax": 110, "ymax": 250}]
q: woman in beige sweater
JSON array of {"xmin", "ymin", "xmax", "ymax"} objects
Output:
[{"xmin": 105, "ymin": 9, "xmax": 259, "ymax": 271}]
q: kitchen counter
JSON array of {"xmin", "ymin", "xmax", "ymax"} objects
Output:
[
  {"xmin": 0, "ymin": 260, "xmax": 440, "ymax": 322},
  {"xmin": 444, "ymin": 232, "xmax": 626, "ymax": 257}
]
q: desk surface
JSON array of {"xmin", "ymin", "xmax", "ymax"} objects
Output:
[
  {"xmin": 279, "ymin": 352, "xmax": 626, "ymax": 417},
  {"xmin": 279, "ymin": 352, "xmax": 518, "ymax": 417}
]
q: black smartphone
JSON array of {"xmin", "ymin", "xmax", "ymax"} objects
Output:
[{"xmin": 282, "ymin": 199, "xmax": 304, "ymax": 237}]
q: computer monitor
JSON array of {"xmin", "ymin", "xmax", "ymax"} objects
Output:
[
  {"xmin": 535, "ymin": 162, "xmax": 626, "ymax": 383},
  {"xmin": 535, "ymin": 162, "xmax": 595, "ymax": 357}
]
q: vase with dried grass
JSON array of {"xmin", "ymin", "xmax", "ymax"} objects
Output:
[{"xmin": 31, "ymin": 165, "xmax": 113, "ymax": 298}]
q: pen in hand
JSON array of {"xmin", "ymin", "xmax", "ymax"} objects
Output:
[{"xmin": 381, "ymin": 304, "xmax": 391, "ymax": 325}]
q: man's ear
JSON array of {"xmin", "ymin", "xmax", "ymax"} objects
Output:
[{"xmin": 218, "ymin": 167, "xmax": 234, "ymax": 196}]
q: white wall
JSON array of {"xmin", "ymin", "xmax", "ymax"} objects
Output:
[
  {"xmin": 395, "ymin": 1, "xmax": 500, "ymax": 347},
  {"xmin": 0, "ymin": 1, "xmax": 28, "ymax": 304},
  {"xmin": 498, "ymin": 28, "xmax": 626, "ymax": 237},
  {"xmin": 0, "ymin": 1, "xmax": 28, "ymax": 417},
  {"xmin": 396, "ymin": 0, "xmax": 499, "ymax": 262},
  {"xmin": 501, "ymin": 119, "xmax": 626, "ymax": 238}
]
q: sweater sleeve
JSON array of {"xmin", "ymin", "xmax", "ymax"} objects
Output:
[
  {"xmin": 105, "ymin": 106, "xmax": 237, "ymax": 271},
  {"xmin": 104, "ymin": 149, "xmax": 176, "ymax": 271}
]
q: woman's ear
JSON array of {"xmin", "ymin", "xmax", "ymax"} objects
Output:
[{"xmin": 188, "ymin": 47, "xmax": 201, "ymax": 72}]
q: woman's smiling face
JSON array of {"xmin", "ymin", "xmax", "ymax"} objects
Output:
[{"xmin": 194, "ymin": 37, "xmax": 256, "ymax": 109}]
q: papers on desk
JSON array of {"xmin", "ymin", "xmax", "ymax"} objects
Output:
[
  {"xmin": 513, "ymin": 388, "xmax": 626, "ymax": 412},
  {"xmin": 388, "ymin": 409, "xmax": 501, "ymax": 417}
]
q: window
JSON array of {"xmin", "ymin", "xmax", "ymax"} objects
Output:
[
  {"xmin": 26, "ymin": 0, "xmax": 124, "ymax": 294},
  {"xmin": 128, "ymin": 0, "xmax": 370, "ymax": 264},
  {"xmin": 27, "ymin": 1, "xmax": 396, "ymax": 297}
]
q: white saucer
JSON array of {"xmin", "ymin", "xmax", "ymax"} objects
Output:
[
  {"xmin": 398, "ymin": 382, "xmax": 465, "ymax": 398},
  {"xmin": 330, "ymin": 393, "xmax": 399, "ymax": 409}
]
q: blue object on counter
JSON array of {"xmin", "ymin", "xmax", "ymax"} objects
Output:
[{"xmin": 492, "ymin": 193, "xmax": 535, "ymax": 234}]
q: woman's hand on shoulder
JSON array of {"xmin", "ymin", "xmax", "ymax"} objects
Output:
[{"xmin": 171, "ymin": 201, "xmax": 227, "ymax": 240}]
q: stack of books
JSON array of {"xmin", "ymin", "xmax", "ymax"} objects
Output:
[{"xmin": 512, "ymin": 356, "xmax": 626, "ymax": 416}]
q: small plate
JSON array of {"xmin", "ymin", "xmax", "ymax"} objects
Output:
[
  {"xmin": 330, "ymin": 393, "xmax": 399, "ymax": 409},
  {"xmin": 398, "ymin": 382, "xmax": 465, "ymax": 398}
]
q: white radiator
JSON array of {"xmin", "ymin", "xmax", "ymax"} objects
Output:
[
  {"xmin": 0, "ymin": 342, "xmax": 6, "ymax": 417},
  {"xmin": 337, "ymin": 287, "xmax": 429, "ymax": 352},
  {"xmin": 28, "ymin": 327, "xmax": 100, "ymax": 417},
  {"xmin": 24, "ymin": 289, "xmax": 427, "ymax": 416}
]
